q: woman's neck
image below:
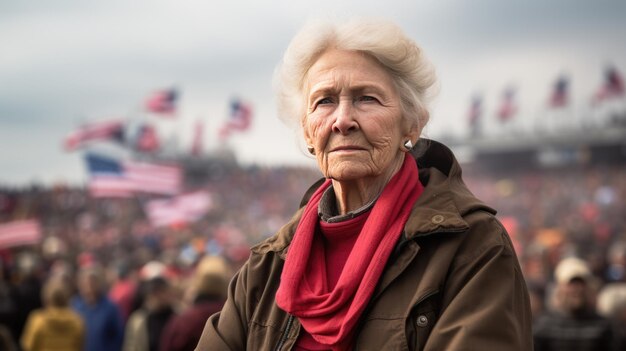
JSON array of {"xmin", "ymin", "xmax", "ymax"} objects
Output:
[{"xmin": 331, "ymin": 156, "xmax": 404, "ymax": 214}]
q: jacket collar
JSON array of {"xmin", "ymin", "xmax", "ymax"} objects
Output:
[
  {"xmin": 404, "ymin": 139, "xmax": 495, "ymax": 239},
  {"xmin": 251, "ymin": 139, "xmax": 495, "ymax": 258}
]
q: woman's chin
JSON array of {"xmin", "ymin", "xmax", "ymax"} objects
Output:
[{"xmin": 326, "ymin": 165, "xmax": 376, "ymax": 182}]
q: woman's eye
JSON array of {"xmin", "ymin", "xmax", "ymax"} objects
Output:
[
  {"xmin": 317, "ymin": 97, "xmax": 333, "ymax": 105},
  {"xmin": 359, "ymin": 96, "xmax": 377, "ymax": 102}
]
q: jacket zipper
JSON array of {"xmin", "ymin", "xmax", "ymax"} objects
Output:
[{"xmin": 274, "ymin": 314, "xmax": 294, "ymax": 351}]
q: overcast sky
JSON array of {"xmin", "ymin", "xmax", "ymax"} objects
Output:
[{"xmin": 1, "ymin": 0, "xmax": 625, "ymax": 186}]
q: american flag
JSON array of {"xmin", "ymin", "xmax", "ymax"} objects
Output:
[
  {"xmin": 0, "ymin": 219, "xmax": 42, "ymax": 249},
  {"xmin": 85, "ymin": 154, "xmax": 183, "ymax": 197},
  {"xmin": 145, "ymin": 190, "xmax": 213, "ymax": 227},
  {"xmin": 219, "ymin": 99, "xmax": 253, "ymax": 140},
  {"xmin": 145, "ymin": 88, "xmax": 178, "ymax": 115},
  {"xmin": 497, "ymin": 87, "xmax": 517, "ymax": 122},
  {"xmin": 593, "ymin": 66, "xmax": 624, "ymax": 104},
  {"xmin": 64, "ymin": 119, "xmax": 125, "ymax": 151},
  {"xmin": 135, "ymin": 124, "xmax": 160, "ymax": 153},
  {"xmin": 468, "ymin": 95, "xmax": 482, "ymax": 135},
  {"xmin": 548, "ymin": 75, "xmax": 569, "ymax": 108},
  {"xmin": 191, "ymin": 120, "xmax": 203, "ymax": 156}
]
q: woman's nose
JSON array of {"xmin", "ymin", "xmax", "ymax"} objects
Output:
[{"xmin": 331, "ymin": 100, "xmax": 358, "ymax": 134}]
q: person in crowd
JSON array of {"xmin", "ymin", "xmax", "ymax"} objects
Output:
[
  {"xmin": 108, "ymin": 260, "xmax": 138, "ymax": 323},
  {"xmin": 597, "ymin": 282, "xmax": 626, "ymax": 349},
  {"xmin": 123, "ymin": 276, "xmax": 175, "ymax": 351},
  {"xmin": 534, "ymin": 256, "xmax": 619, "ymax": 350},
  {"xmin": 197, "ymin": 18, "xmax": 532, "ymax": 350},
  {"xmin": 72, "ymin": 265, "xmax": 124, "ymax": 351},
  {"xmin": 0, "ymin": 326, "xmax": 17, "ymax": 351},
  {"xmin": 606, "ymin": 241, "xmax": 626, "ymax": 282},
  {"xmin": 13, "ymin": 253, "xmax": 43, "ymax": 344},
  {"xmin": 528, "ymin": 283, "xmax": 547, "ymax": 323},
  {"xmin": 0, "ymin": 258, "xmax": 18, "ymax": 350},
  {"xmin": 128, "ymin": 260, "xmax": 171, "ymax": 318},
  {"xmin": 159, "ymin": 256, "xmax": 229, "ymax": 351},
  {"xmin": 20, "ymin": 278, "xmax": 84, "ymax": 351}
]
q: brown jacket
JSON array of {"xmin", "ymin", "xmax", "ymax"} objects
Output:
[{"xmin": 197, "ymin": 140, "xmax": 533, "ymax": 350}]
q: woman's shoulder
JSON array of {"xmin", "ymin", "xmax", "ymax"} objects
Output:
[
  {"xmin": 409, "ymin": 186, "xmax": 515, "ymax": 268},
  {"xmin": 461, "ymin": 210, "xmax": 513, "ymax": 251},
  {"xmin": 415, "ymin": 144, "xmax": 511, "ymax": 254}
]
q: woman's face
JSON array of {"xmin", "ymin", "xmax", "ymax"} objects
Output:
[{"xmin": 303, "ymin": 49, "xmax": 414, "ymax": 181}]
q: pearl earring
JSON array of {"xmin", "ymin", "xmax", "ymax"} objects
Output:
[{"xmin": 403, "ymin": 140, "xmax": 413, "ymax": 151}]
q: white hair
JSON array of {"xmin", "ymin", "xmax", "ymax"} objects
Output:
[{"xmin": 274, "ymin": 18, "xmax": 437, "ymax": 134}]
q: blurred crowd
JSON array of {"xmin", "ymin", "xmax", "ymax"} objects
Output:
[
  {"xmin": 465, "ymin": 161, "xmax": 626, "ymax": 349},
  {"xmin": 0, "ymin": 165, "xmax": 320, "ymax": 351},
  {"xmin": 0, "ymin": 158, "xmax": 625, "ymax": 350}
]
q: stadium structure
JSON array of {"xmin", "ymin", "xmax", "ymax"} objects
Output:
[{"xmin": 444, "ymin": 116, "xmax": 626, "ymax": 172}]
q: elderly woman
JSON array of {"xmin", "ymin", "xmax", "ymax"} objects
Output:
[{"xmin": 197, "ymin": 19, "xmax": 532, "ymax": 350}]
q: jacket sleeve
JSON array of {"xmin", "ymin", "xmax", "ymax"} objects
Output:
[
  {"xmin": 423, "ymin": 222, "xmax": 533, "ymax": 351},
  {"xmin": 195, "ymin": 260, "xmax": 250, "ymax": 351}
]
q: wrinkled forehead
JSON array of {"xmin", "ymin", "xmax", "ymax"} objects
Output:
[{"xmin": 303, "ymin": 49, "xmax": 397, "ymax": 96}]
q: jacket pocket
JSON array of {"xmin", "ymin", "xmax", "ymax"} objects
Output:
[{"xmin": 406, "ymin": 290, "xmax": 440, "ymax": 351}]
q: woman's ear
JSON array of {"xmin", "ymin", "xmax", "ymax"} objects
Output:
[
  {"xmin": 406, "ymin": 127, "xmax": 421, "ymax": 145},
  {"xmin": 402, "ymin": 115, "xmax": 422, "ymax": 148}
]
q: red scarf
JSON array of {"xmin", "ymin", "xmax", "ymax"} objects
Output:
[{"xmin": 276, "ymin": 153, "xmax": 424, "ymax": 350}]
